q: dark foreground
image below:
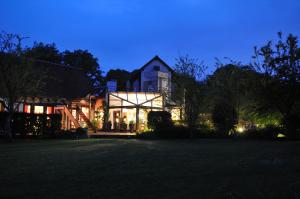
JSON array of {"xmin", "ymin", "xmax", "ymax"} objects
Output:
[{"xmin": 0, "ymin": 139, "xmax": 299, "ymax": 199}]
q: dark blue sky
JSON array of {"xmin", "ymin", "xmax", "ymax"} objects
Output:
[{"xmin": 1, "ymin": 0, "xmax": 300, "ymax": 74}]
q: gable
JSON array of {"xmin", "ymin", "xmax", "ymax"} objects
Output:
[{"xmin": 139, "ymin": 56, "xmax": 173, "ymax": 73}]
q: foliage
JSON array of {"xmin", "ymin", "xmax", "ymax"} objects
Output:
[
  {"xmin": 211, "ymin": 102, "xmax": 238, "ymax": 136},
  {"xmin": 91, "ymin": 119, "xmax": 99, "ymax": 129},
  {"xmin": 242, "ymin": 125, "xmax": 282, "ymax": 140},
  {"xmin": 252, "ymin": 32, "xmax": 300, "ymax": 139},
  {"xmin": 120, "ymin": 121, "xmax": 127, "ymax": 131},
  {"xmin": 0, "ymin": 112, "xmax": 62, "ymax": 137},
  {"xmin": 76, "ymin": 127, "xmax": 88, "ymax": 136},
  {"xmin": 147, "ymin": 111, "xmax": 173, "ymax": 131},
  {"xmin": 106, "ymin": 69, "xmax": 131, "ymax": 91},
  {"xmin": 173, "ymin": 54, "xmax": 206, "ymax": 131},
  {"xmin": 24, "ymin": 42, "xmax": 62, "ymax": 63},
  {"xmin": 0, "ymin": 32, "xmax": 47, "ymax": 140},
  {"xmin": 63, "ymin": 49, "xmax": 105, "ymax": 94},
  {"xmin": 204, "ymin": 64, "xmax": 257, "ymax": 123}
]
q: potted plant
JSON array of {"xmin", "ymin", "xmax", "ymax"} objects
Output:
[
  {"xmin": 120, "ymin": 121, "xmax": 127, "ymax": 132},
  {"xmin": 129, "ymin": 120, "xmax": 135, "ymax": 132},
  {"xmin": 106, "ymin": 121, "xmax": 112, "ymax": 132}
]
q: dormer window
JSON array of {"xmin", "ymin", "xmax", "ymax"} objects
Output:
[{"xmin": 153, "ymin": 66, "xmax": 160, "ymax": 71}]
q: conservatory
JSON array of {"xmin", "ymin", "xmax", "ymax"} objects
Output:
[{"xmin": 106, "ymin": 92, "xmax": 164, "ymax": 130}]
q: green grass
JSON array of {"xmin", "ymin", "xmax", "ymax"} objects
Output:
[{"xmin": 0, "ymin": 139, "xmax": 300, "ymax": 199}]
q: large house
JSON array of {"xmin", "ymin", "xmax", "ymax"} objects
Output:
[{"xmin": 0, "ymin": 56, "xmax": 180, "ymax": 132}]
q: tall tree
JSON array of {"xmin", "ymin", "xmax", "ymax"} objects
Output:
[
  {"xmin": 173, "ymin": 55, "xmax": 206, "ymax": 134},
  {"xmin": 0, "ymin": 32, "xmax": 46, "ymax": 140},
  {"xmin": 24, "ymin": 42, "xmax": 62, "ymax": 63},
  {"xmin": 63, "ymin": 50, "xmax": 105, "ymax": 94},
  {"xmin": 106, "ymin": 69, "xmax": 130, "ymax": 91},
  {"xmin": 252, "ymin": 32, "xmax": 300, "ymax": 138}
]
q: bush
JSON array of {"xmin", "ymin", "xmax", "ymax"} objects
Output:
[
  {"xmin": 243, "ymin": 125, "xmax": 281, "ymax": 140},
  {"xmin": 282, "ymin": 113, "xmax": 300, "ymax": 139},
  {"xmin": 147, "ymin": 111, "xmax": 173, "ymax": 131},
  {"xmin": 75, "ymin": 127, "xmax": 88, "ymax": 138},
  {"xmin": 0, "ymin": 112, "xmax": 62, "ymax": 138},
  {"xmin": 212, "ymin": 102, "xmax": 237, "ymax": 137},
  {"xmin": 137, "ymin": 125, "xmax": 190, "ymax": 139}
]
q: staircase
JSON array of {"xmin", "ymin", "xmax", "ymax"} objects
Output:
[
  {"xmin": 77, "ymin": 108, "xmax": 96, "ymax": 133},
  {"xmin": 54, "ymin": 106, "xmax": 81, "ymax": 129}
]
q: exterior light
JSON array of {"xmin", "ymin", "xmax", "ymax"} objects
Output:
[
  {"xmin": 236, "ymin": 126, "xmax": 245, "ymax": 133},
  {"xmin": 277, "ymin": 133, "xmax": 286, "ymax": 138}
]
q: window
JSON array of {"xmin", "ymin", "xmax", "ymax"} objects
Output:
[
  {"xmin": 153, "ymin": 66, "xmax": 160, "ymax": 71},
  {"xmin": 24, "ymin": 105, "xmax": 31, "ymax": 113},
  {"xmin": 143, "ymin": 81, "xmax": 154, "ymax": 91},
  {"xmin": 34, "ymin": 106, "xmax": 44, "ymax": 114},
  {"xmin": 158, "ymin": 77, "xmax": 169, "ymax": 92},
  {"xmin": 46, "ymin": 107, "xmax": 53, "ymax": 114}
]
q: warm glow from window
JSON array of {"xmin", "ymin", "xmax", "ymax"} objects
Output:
[
  {"xmin": 109, "ymin": 92, "xmax": 163, "ymax": 108},
  {"xmin": 46, "ymin": 107, "xmax": 53, "ymax": 114},
  {"xmin": 24, "ymin": 105, "xmax": 31, "ymax": 113},
  {"xmin": 34, "ymin": 106, "xmax": 44, "ymax": 114},
  {"xmin": 171, "ymin": 108, "xmax": 181, "ymax": 121},
  {"xmin": 82, "ymin": 107, "xmax": 89, "ymax": 118}
]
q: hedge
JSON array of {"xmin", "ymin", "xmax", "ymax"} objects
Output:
[{"xmin": 0, "ymin": 112, "xmax": 62, "ymax": 137}]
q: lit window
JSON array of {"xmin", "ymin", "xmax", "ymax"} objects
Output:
[
  {"xmin": 34, "ymin": 106, "xmax": 44, "ymax": 114},
  {"xmin": 24, "ymin": 105, "xmax": 31, "ymax": 113},
  {"xmin": 46, "ymin": 107, "xmax": 53, "ymax": 114}
]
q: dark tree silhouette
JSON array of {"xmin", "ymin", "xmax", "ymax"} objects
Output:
[
  {"xmin": 252, "ymin": 32, "xmax": 300, "ymax": 138},
  {"xmin": 0, "ymin": 32, "xmax": 46, "ymax": 140}
]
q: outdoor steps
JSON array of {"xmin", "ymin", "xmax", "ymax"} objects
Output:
[{"xmin": 77, "ymin": 108, "xmax": 97, "ymax": 132}]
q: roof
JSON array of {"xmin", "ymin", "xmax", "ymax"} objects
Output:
[
  {"xmin": 0, "ymin": 61, "xmax": 94, "ymax": 100},
  {"xmin": 139, "ymin": 55, "xmax": 174, "ymax": 72},
  {"xmin": 130, "ymin": 55, "xmax": 173, "ymax": 81},
  {"xmin": 40, "ymin": 64, "xmax": 94, "ymax": 100}
]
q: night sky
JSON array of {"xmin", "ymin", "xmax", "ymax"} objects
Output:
[{"xmin": 1, "ymin": 0, "xmax": 300, "ymax": 74}]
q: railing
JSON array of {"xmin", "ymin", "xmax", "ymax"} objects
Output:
[{"xmin": 54, "ymin": 106, "xmax": 81, "ymax": 129}]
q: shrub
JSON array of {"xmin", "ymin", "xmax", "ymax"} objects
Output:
[
  {"xmin": 243, "ymin": 125, "xmax": 281, "ymax": 140},
  {"xmin": 91, "ymin": 119, "xmax": 99, "ymax": 129},
  {"xmin": 282, "ymin": 113, "xmax": 300, "ymax": 139},
  {"xmin": 137, "ymin": 125, "xmax": 190, "ymax": 139},
  {"xmin": 212, "ymin": 102, "xmax": 237, "ymax": 137},
  {"xmin": 0, "ymin": 112, "xmax": 62, "ymax": 138},
  {"xmin": 147, "ymin": 111, "xmax": 173, "ymax": 131},
  {"xmin": 120, "ymin": 121, "xmax": 127, "ymax": 131}
]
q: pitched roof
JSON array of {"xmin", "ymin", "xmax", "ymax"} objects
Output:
[
  {"xmin": 130, "ymin": 55, "xmax": 173, "ymax": 81},
  {"xmin": 0, "ymin": 62, "xmax": 94, "ymax": 100},
  {"xmin": 139, "ymin": 55, "xmax": 174, "ymax": 72},
  {"xmin": 39, "ymin": 64, "xmax": 94, "ymax": 99}
]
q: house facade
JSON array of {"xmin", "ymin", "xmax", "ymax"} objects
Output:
[
  {"xmin": 0, "ymin": 56, "xmax": 179, "ymax": 132},
  {"xmin": 104, "ymin": 56, "xmax": 176, "ymax": 131}
]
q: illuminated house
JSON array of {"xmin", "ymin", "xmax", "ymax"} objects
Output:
[
  {"xmin": 0, "ymin": 63, "xmax": 96, "ymax": 131},
  {"xmin": 0, "ymin": 56, "xmax": 178, "ymax": 132},
  {"xmin": 103, "ymin": 56, "xmax": 177, "ymax": 131}
]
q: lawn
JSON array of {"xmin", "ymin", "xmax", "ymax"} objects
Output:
[{"xmin": 0, "ymin": 139, "xmax": 300, "ymax": 199}]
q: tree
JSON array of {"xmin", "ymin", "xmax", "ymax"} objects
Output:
[
  {"xmin": 252, "ymin": 32, "xmax": 300, "ymax": 139},
  {"xmin": 0, "ymin": 32, "xmax": 46, "ymax": 140},
  {"xmin": 106, "ymin": 69, "xmax": 130, "ymax": 91},
  {"xmin": 173, "ymin": 55, "xmax": 206, "ymax": 134},
  {"xmin": 24, "ymin": 42, "xmax": 62, "ymax": 63},
  {"xmin": 63, "ymin": 50, "xmax": 105, "ymax": 94},
  {"xmin": 204, "ymin": 63, "xmax": 256, "ymax": 128},
  {"xmin": 212, "ymin": 102, "xmax": 237, "ymax": 136}
]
